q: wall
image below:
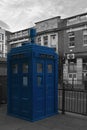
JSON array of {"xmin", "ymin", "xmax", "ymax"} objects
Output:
[
  {"xmin": 63, "ymin": 26, "xmax": 87, "ymax": 55},
  {"xmin": 36, "ymin": 17, "xmax": 60, "ymax": 32}
]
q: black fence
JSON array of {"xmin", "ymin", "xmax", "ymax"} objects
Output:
[
  {"xmin": 0, "ymin": 76, "xmax": 7, "ymax": 105},
  {"xmin": 58, "ymin": 83, "xmax": 87, "ymax": 115}
]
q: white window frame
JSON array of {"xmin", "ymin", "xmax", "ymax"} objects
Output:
[
  {"xmin": 68, "ymin": 32, "xmax": 75, "ymax": 48},
  {"xmin": 43, "ymin": 35, "xmax": 48, "ymax": 46},
  {"xmin": 83, "ymin": 29, "xmax": 87, "ymax": 46}
]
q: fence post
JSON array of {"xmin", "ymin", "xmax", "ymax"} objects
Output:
[
  {"xmin": 86, "ymin": 90, "xmax": 87, "ymax": 115},
  {"xmin": 62, "ymin": 83, "xmax": 65, "ymax": 114},
  {"xmin": 0, "ymin": 84, "xmax": 2, "ymax": 106}
]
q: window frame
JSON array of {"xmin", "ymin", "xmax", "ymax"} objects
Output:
[
  {"xmin": 43, "ymin": 35, "xmax": 48, "ymax": 46},
  {"xmin": 83, "ymin": 29, "xmax": 87, "ymax": 46},
  {"xmin": 68, "ymin": 32, "xmax": 75, "ymax": 48},
  {"xmin": 22, "ymin": 63, "xmax": 28, "ymax": 73}
]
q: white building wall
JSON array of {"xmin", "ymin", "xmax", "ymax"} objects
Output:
[
  {"xmin": 0, "ymin": 28, "xmax": 5, "ymax": 57},
  {"xmin": 48, "ymin": 35, "xmax": 51, "ymax": 47},
  {"xmin": 36, "ymin": 32, "xmax": 58, "ymax": 53},
  {"xmin": 35, "ymin": 17, "xmax": 60, "ymax": 53},
  {"xmin": 77, "ymin": 58, "xmax": 82, "ymax": 84},
  {"xmin": 36, "ymin": 17, "xmax": 59, "ymax": 33}
]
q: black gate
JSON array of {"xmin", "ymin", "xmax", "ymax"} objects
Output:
[{"xmin": 58, "ymin": 83, "xmax": 87, "ymax": 115}]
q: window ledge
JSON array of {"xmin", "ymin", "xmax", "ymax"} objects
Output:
[
  {"xmin": 83, "ymin": 44, "xmax": 87, "ymax": 46},
  {"xmin": 69, "ymin": 46, "xmax": 75, "ymax": 48}
]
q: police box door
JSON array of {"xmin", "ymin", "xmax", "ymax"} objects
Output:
[
  {"xmin": 45, "ymin": 60, "xmax": 54, "ymax": 115},
  {"xmin": 11, "ymin": 58, "xmax": 29, "ymax": 116},
  {"xmin": 36, "ymin": 58, "xmax": 55, "ymax": 117}
]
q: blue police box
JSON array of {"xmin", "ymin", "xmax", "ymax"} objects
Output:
[{"xmin": 7, "ymin": 29, "xmax": 58, "ymax": 121}]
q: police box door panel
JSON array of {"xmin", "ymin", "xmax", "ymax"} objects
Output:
[
  {"xmin": 35, "ymin": 58, "xmax": 55, "ymax": 117},
  {"xmin": 11, "ymin": 58, "xmax": 30, "ymax": 116},
  {"xmin": 35, "ymin": 60, "xmax": 45, "ymax": 118},
  {"xmin": 11, "ymin": 60, "xmax": 20, "ymax": 114},
  {"xmin": 19, "ymin": 59, "xmax": 30, "ymax": 117},
  {"xmin": 45, "ymin": 60, "xmax": 54, "ymax": 115}
]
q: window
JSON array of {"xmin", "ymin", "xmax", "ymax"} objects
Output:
[
  {"xmin": 83, "ymin": 64, "xmax": 87, "ymax": 71},
  {"xmin": 80, "ymin": 15, "xmax": 87, "ymax": 22},
  {"xmin": 50, "ymin": 34, "xmax": 56, "ymax": 47},
  {"xmin": 37, "ymin": 36, "xmax": 41, "ymax": 45},
  {"xmin": 67, "ymin": 17, "xmax": 77, "ymax": 26},
  {"xmin": 2, "ymin": 34, "xmax": 4, "ymax": 40},
  {"xmin": 69, "ymin": 73, "xmax": 72, "ymax": 78},
  {"xmin": 23, "ymin": 76, "xmax": 28, "ymax": 86},
  {"xmin": 83, "ymin": 29, "xmax": 87, "ymax": 45},
  {"xmin": 48, "ymin": 64, "xmax": 52, "ymax": 73},
  {"xmin": 73, "ymin": 73, "xmax": 76, "ymax": 78},
  {"xmin": 68, "ymin": 32, "xmax": 75, "ymax": 47},
  {"xmin": 0, "ymin": 44, "xmax": 2, "ymax": 51},
  {"xmin": 51, "ymin": 35, "xmax": 56, "ymax": 39},
  {"xmin": 43, "ymin": 36, "xmax": 48, "ymax": 46},
  {"xmin": 22, "ymin": 30, "xmax": 28, "ymax": 36},
  {"xmin": 37, "ymin": 63, "xmax": 43, "ymax": 73},
  {"xmin": 23, "ymin": 63, "xmax": 28, "ymax": 73},
  {"xmin": 68, "ymin": 73, "xmax": 76, "ymax": 78},
  {"xmin": 68, "ymin": 63, "xmax": 76, "ymax": 73},
  {"xmin": 0, "ymin": 34, "xmax": 3, "ymax": 41},
  {"xmin": 12, "ymin": 64, "xmax": 18, "ymax": 74},
  {"xmin": 17, "ymin": 31, "xmax": 22, "ymax": 38},
  {"xmin": 37, "ymin": 76, "xmax": 42, "ymax": 87},
  {"xmin": 0, "ymin": 53, "xmax": 2, "ymax": 57},
  {"xmin": 83, "ymin": 59, "xmax": 87, "ymax": 71}
]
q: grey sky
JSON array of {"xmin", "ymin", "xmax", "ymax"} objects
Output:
[{"xmin": 0, "ymin": 0, "xmax": 87, "ymax": 32}]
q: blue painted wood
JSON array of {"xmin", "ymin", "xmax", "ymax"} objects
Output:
[{"xmin": 7, "ymin": 42, "xmax": 58, "ymax": 121}]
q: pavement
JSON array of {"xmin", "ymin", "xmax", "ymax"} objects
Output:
[{"xmin": 0, "ymin": 104, "xmax": 87, "ymax": 130}]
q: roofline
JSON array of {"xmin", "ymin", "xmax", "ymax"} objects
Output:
[
  {"xmin": 11, "ymin": 26, "xmax": 35, "ymax": 34},
  {"xmin": 35, "ymin": 16, "xmax": 61, "ymax": 24},
  {"xmin": 63, "ymin": 12, "xmax": 87, "ymax": 20}
]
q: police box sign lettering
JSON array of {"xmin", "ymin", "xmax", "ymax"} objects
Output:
[{"xmin": 40, "ymin": 54, "xmax": 54, "ymax": 59}]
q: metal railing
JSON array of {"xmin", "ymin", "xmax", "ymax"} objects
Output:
[{"xmin": 58, "ymin": 82, "xmax": 87, "ymax": 115}]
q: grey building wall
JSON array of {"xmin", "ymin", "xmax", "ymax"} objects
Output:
[{"xmin": 36, "ymin": 17, "xmax": 60, "ymax": 33}]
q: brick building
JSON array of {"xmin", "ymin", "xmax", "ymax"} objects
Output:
[{"xmin": 58, "ymin": 13, "xmax": 87, "ymax": 89}]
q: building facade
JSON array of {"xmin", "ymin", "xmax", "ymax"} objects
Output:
[
  {"xmin": 35, "ymin": 16, "xmax": 61, "ymax": 53},
  {"xmin": 0, "ymin": 28, "xmax": 10, "ymax": 58},
  {"xmin": 7, "ymin": 28, "xmax": 30, "ymax": 51},
  {"xmin": 8, "ymin": 13, "xmax": 87, "ymax": 89},
  {"xmin": 8, "ymin": 16, "xmax": 61, "ymax": 53},
  {"xmin": 58, "ymin": 13, "xmax": 87, "ymax": 89},
  {"xmin": 0, "ymin": 27, "xmax": 10, "ymax": 103}
]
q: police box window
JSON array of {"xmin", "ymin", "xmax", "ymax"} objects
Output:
[
  {"xmin": 12, "ymin": 64, "xmax": 18, "ymax": 74},
  {"xmin": 37, "ymin": 63, "xmax": 43, "ymax": 73},
  {"xmin": 37, "ymin": 76, "xmax": 42, "ymax": 87},
  {"xmin": 48, "ymin": 64, "xmax": 52, "ymax": 73},
  {"xmin": 23, "ymin": 76, "xmax": 28, "ymax": 86},
  {"xmin": 23, "ymin": 63, "xmax": 28, "ymax": 73}
]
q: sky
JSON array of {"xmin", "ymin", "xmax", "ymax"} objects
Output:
[{"xmin": 0, "ymin": 0, "xmax": 87, "ymax": 32}]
